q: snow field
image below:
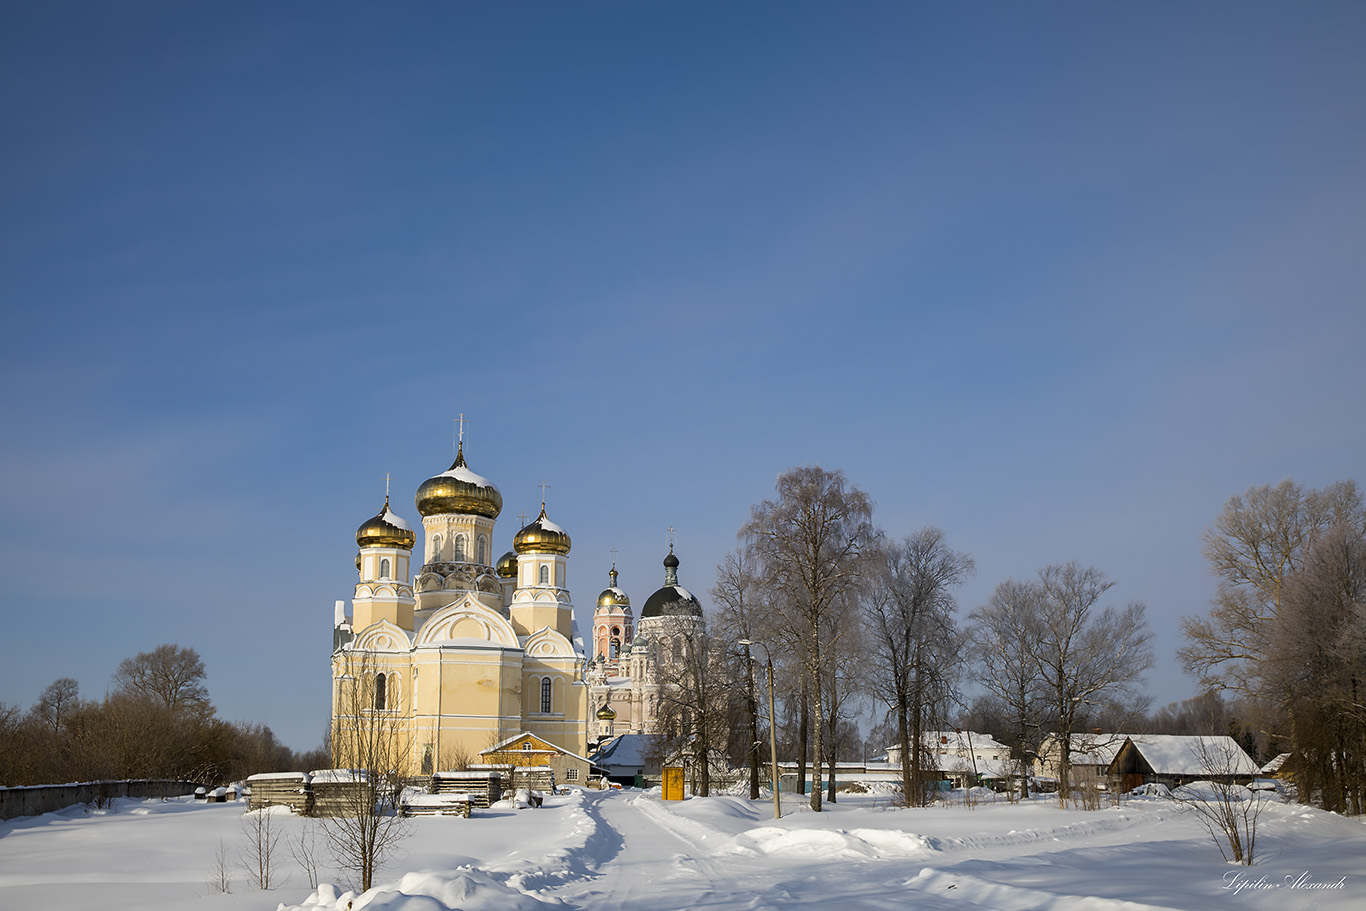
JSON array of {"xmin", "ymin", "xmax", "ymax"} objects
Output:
[{"xmin": 2, "ymin": 787, "xmax": 1364, "ymax": 911}]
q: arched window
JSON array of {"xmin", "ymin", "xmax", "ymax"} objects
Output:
[
  {"xmin": 373, "ymin": 673, "xmax": 387, "ymax": 711},
  {"xmin": 539, "ymin": 564, "xmax": 549, "ymax": 585},
  {"xmin": 477, "ymin": 535, "xmax": 487, "ymax": 565},
  {"xmin": 454, "ymin": 534, "xmax": 466, "ymax": 562},
  {"xmin": 610, "ymin": 638, "xmax": 620, "ymax": 659},
  {"xmin": 432, "ymin": 534, "xmax": 442, "ymax": 562},
  {"xmin": 541, "ymin": 677, "xmax": 552, "ymax": 713},
  {"xmin": 379, "ymin": 558, "xmax": 390, "ymax": 579}
]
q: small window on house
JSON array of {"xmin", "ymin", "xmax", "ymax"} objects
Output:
[
  {"xmin": 522, "ymin": 742, "xmax": 532, "ymax": 751},
  {"xmin": 566, "ymin": 768, "xmax": 579, "ymax": 780},
  {"xmin": 374, "ymin": 673, "xmax": 387, "ymax": 711},
  {"xmin": 379, "ymin": 558, "xmax": 390, "ymax": 579},
  {"xmin": 539, "ymin": 564, "xmax": 549, "ymax": 585},
  {"xmin": 541, "ymin": 677, "xmax": 552, "ymax": 713},
  {"xmin": 477, "ymin": 535, "xmax": 487, "ymax": 564},
  {"xmin": 454, "ymin": 534, "xmax": 466, "ymax": 562}
]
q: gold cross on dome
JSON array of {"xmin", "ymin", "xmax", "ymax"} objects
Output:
[{"xmin": 539, "ymin": 480, "xmax": 551, "ymax": 504}]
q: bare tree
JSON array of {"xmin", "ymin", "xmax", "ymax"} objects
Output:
[
  {"xmin": 711, "ymin": 549, "xmax": 766, "ymax": 799},
  {"xmin": 1174, "ymin": 739, "xmax": 1267, "ymax": 865},
  {"xmin": 112, "ymin": 643, "xmax": 212, "ymax": 718},
  {"xmin": 240, "ymin": 807, "xmax": 282, "ymax": 889},
  {"xmin": 866, "ymin": 528, "xmax": 973, "ymax": 806},
  {"xmin": 324, "ymin": 654, "xmax": 410, "ymax": 891},
  {"xmin": 32, "ymin": 678, "xmax": 83, "ymax": 734},
  {"xmin": 740, "ymin": 465, "xmax": 876, "ymax": 811},
  {"xmin": 1180, "ymin": 480, "xmax": 1364, "ymax": 698},
  {"xmin": 1266, "ymin": 525, "xmax": 1366, "ymax": 813},
  {"xmin": 967, "ymin": 579, "xmax": 1047, "ymax": 798},
  {"xmin": 1034, "ymin": 562, "xmax": 1154, "ymax": 801},
  {"xmin": 650, "ymin": 618, "xmax": 735, "ymax": 797}
]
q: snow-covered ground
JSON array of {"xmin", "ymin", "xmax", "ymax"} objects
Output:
[{"xmin": 1, "ymin": 787, "xmax": 1362, "ymax": 910}]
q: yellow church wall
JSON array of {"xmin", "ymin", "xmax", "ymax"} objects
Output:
[{"xmin": 407, "ymin": 645, "xmax": 525, "ymax": 767}]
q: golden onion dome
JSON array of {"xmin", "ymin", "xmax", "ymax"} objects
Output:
[
  {"xmin": 596, "ymin": 702, "xmax": 617, "ymax": 721},
  {"xmin": 596, "ymin": 565, "xmax": 631, "ymax": 609},
  {"xmin": 496, "ymin": 550, "xmax": 518, "ymax": 579},
  {"xmin": 414, "ymin": 443, "xmax": 503, "ymax": 519},
  {"xmin": 514, "ymin": 503, "xmax": 572, "ymax": 555},
  {"xmin": 356, "ymin": 496, "xmax": 417, "ymax": 549}
]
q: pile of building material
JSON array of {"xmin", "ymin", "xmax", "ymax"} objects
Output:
[
  {"xmin": 509, "ymin": 765, "xmax": 555, "ymax": 792},
  {"xmin": 431, "ymin": 771, "xmax": 502, "ymax": 808},
  {"xmin": 309, "ymin": 769, "xmax": 371, "ymax": 817},
  {"xmin": 246, "ymin": 772, "xmax": 313, "ymax": 814},
  {"xmin": 402, "ymin": 792, "xmax": 472, "ymax": 818}
]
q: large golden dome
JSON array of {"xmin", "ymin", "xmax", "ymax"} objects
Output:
[
  {"xmin": 514, "ymin": 504, "xmax": 571, "ymax": 555},
  {"xmin": 414, "ymin": 444, "xmax": 503, "ymax": 519},
  {"xmin": 356, "ymin": 496, "xmax": 417, "ymax": 549}
]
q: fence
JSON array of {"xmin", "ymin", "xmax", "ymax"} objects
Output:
[{"xmin": 0, "ymin": 780, "xmax": 202, "ymax": 821}]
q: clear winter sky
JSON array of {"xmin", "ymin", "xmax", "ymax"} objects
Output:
[{"xmin": 2, "ymin": 2, "xmax": 1363, "ymax": 752}]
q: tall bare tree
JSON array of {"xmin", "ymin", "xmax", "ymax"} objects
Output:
[
  {"xmin": 1034, "ymin": 562, "xmax": 1154, "ymax": 800},
  {"xmin": 967, "ymin": 579, "xmax": 1047, "ymax": 798},
  {"xmin": 711, "ymin": 549, "xmax": 766, "ymax": 799},
  {"xmin": 867, "ymin": 528, "xmax": 973, "ymax": 806},
  {"xmin": 1180, "ymin": 479, "xmax": 1364, "ymax": 698},
  {"xmin": 649, "ymin": 618, "xmax": 735, "ymax": 797},
  {"xmin": 740, "ymin": 465, "xmax": 876, "ymax": 811},
  {"xmin": 1266, "ymin": 525, "xmax": 1366, "ymax": 812}
]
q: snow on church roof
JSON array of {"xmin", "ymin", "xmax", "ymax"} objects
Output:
[
  {"xmin": 380, "ymin": 506, "xmax": 411, "ymax": 531},
  {"xmin": 438, "ymin": 463, "xmax": 499, "ymax": 492}
]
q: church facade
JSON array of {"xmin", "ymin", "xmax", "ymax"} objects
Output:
[
  {"xmin": 332, "ymin": 443, "xmax": 590, "ymax": 774},
  {"xmin": 585, "ymin": 548, "xmax": 705, "ymax": 743}
]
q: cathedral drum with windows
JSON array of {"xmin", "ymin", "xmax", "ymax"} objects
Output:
[{"xmin": 332, "ymin": 443, "xmax": 590, "ymax": 775}]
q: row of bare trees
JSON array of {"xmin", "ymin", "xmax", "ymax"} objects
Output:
[
  {"xmin": 652, "ymin": 465, "xmax": 1156, "ymax": 811},
  {"xmin": 0, "ymin": 643, "xmax": 326, "ymax": 788},
  {"xmin": 1180, "ymin": 479, "xmax": 1366, "ymax": 813}
]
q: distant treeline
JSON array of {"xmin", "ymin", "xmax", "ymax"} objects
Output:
[{"xmin": 0, "ymin": 643, "xmax": 327, "ymax": 787}]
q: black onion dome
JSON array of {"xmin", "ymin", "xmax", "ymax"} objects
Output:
[{"xmin": 640, "ymin": 584, "xmax": 703, "ymax": 618}]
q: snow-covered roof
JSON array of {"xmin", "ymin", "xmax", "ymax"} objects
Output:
[
  {"xmin": 380, "ymin": 506, "xmax": 412, "ymax": 530},
  {"xmin": 246, "ymin": 771, "xmax": 310, "ymax": 782},
  {"xmin": 1120, "ymin": 735, "xmax": 1259, "ymax": 776},
  {"xmin": 309, "ymin": 769, "xmax": 367, "ymax": 783},
  {"xmin": 592, "ymin": 733, "xmax": 652, "ymax": 769},
  {"xmin": 1261, "ymin": 752, "xmax": 1291, "ymax": 775}
]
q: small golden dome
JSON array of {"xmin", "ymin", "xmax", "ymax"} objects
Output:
[
  {"xmin": 597, "ymin": 565, "xmax": 630, "ymax": 608},
  {"xmin": 596, "ymin": 703, "xmax": 617, "ymax": 721},
  {"xmin": 514, "ymin": 503, "xmax": 572, "ymax": 555},
  {"xmin": 356, "ymin": 496, "xmax": 417, "ymax": 549},
  {"xmin": 496, "ymin": 550, "xmax": 518, "ymax": 579},
  {"xmin": 414, "ymin": 444, "xmax": 503, "ymax": 519}
]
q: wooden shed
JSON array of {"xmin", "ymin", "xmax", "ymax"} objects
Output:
[{"xmin": 1109, "ymin": 735, "xmax": 1259, "ymax": 791}]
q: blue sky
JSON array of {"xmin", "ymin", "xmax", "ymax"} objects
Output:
[{"xmin": 2, "ymin": 2, "xmax": 1363, "ymax": 751}]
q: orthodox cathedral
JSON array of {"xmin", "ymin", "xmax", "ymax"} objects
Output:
[{"xmin": 331, "ymin": 440, "xmax": 704, "ymax": 774}]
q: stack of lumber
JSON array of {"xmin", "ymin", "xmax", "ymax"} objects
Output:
[
  {"xmin": 431, "ymin": 771, "xmax": 502, "ymax": 808},
  {"xmin": 246, "ymin": 772, "xmax": 312, "ymax": 814},
  {"xmin": 309, "ymin": 770, "xmax": 371, "ymax": 818},
  {"xmin": 402, "ymin": 793, "xmax": 472, "ymax": 818}
]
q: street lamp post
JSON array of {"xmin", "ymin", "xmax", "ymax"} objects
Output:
[{"xmin": 739, "ymin": 639, "xmax": 781, "ymax": 819}]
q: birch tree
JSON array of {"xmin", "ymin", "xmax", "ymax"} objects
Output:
[{"xmin": 740, "ymin": 466, "xmax": 876, "ymax": 811}]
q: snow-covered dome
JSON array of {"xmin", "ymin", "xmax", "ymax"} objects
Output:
[
  {"xmin": 414, "ymin": 444, "xmax": 503, "ymax": 519},
  {"xmin": 356, "ymin": 496, "xmax": 417, "ymax": 549},
  {"xmin": 514, "ymin": 504, "xmax": 571, "ymax": 555}
]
